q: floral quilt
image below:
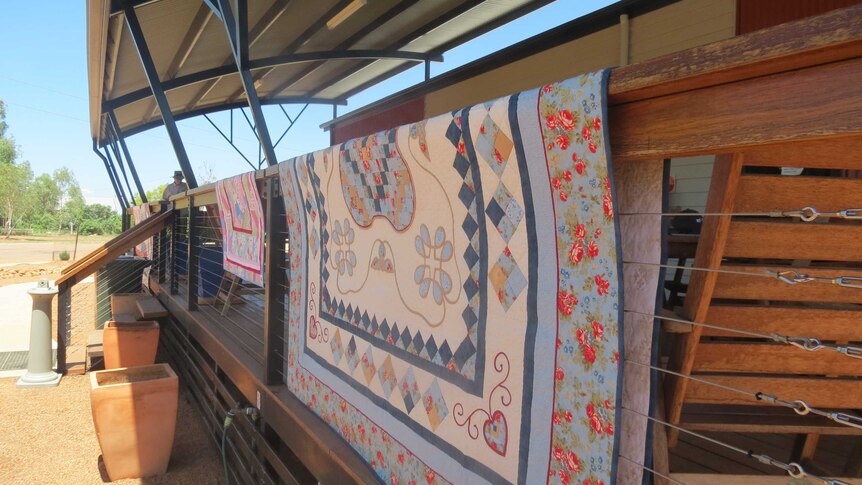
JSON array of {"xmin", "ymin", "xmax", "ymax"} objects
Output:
[
  {"xmin": 215, "ymin": 172, "xmax": 265, "ymax": 286},
  {"xmin": 278, "ymin": 70, "xmax": 629, "ymax": 484},
  {"xmin": 131, "ymin": 202, "xmax": 152, "ymax": 259}
]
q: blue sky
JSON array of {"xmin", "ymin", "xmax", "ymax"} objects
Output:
[{"xmin": 0, "ymin": 0, "xmax": 614, "ymax": 209}]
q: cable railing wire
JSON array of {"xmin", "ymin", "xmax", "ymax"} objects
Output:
[{"xmin": 622, "ymin": 406, "xmax": 851, "ymax": 485}]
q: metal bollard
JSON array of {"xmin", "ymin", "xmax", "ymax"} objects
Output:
[{"xmin": 17, "ymin": 279, "xmax": 62, "ymax": 388}]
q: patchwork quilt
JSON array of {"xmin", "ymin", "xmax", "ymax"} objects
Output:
[
  {"xmin": 279, "ymin": 70, "xmax": 630, "ymax": 484},
  {"xmin": 215, "ymin": 172, "xmax": 265, "ymax": 286},
  {"xmin": 131, "ymin": 202, "xmax": 152, "ymax": 259}
]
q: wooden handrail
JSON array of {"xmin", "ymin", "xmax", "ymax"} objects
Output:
[
  {"xmin": 57, "ymin": 210, "xmax": 172, "ymax": 287},
  {"xmin": 607, "ymin": 3, "xmax": 862, "ymax": 104}
]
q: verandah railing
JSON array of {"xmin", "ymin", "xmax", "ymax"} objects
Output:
[
  {"xmin": 52, "ymin": 6, "xmax": 862, "ymax": 482},
  {"xmin": 159, "ymin": 175, "xmax": 288, "ymax": 386}
]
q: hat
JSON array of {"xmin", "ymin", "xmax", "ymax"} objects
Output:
[{"xmin": 172, "ymin": 171, "xmax": 184, "ymax": 180}]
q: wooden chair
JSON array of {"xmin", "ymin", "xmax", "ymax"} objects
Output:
[{"xmin": 661, "ymin": 140, "xmax": 862, "ymax": 474}]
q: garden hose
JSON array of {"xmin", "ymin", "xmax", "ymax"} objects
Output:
[{"xmin": 221, "ymin": 405, "xmax": 259, "ymax": 485}]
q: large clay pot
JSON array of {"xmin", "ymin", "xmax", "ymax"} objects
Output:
[
  {"xmin": 102, "ymin": 320, "xmax": 160, "ymax": 369},
  {"xmin": 90, "ymin": 363, "xmax": 178, "ymax": 480}
]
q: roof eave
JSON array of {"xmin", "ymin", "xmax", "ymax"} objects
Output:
[{"xmin": 87, "ymin": 0, "xmax": 111, "ymax": 144}]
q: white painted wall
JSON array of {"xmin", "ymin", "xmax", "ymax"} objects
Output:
[{"xmin": 669, "ymin": 155, "xmax": 715, "ymax": 213}]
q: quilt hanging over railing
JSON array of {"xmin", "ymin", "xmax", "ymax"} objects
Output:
[
  {"xmin": 215, "ymin": 172, "xmax": 265, "ymax": 286},
  {"xmin": 131, "ymin": 202, "xmax": 152, "ymax": 259},
  {"xmin": 279, "ymin": 69, "xmax": 631, "ymax": 484}
]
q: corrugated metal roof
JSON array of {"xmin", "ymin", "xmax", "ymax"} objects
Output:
[{"xmin": 87, "ymin": 0, "xmax": 551, "ymax": 145}]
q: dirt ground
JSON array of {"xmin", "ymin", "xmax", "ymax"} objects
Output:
[
  {"xmin": 0, "ymin": 234, "xmax": 111, "ymax": 266},
  {"xmin": 0, "ymin": 374, "xmax": 223, "ymax": 484},
  {"xmin": 0, "ymin": 260, "xmax": 68, "ymax": 286}
]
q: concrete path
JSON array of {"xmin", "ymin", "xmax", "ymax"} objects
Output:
[
  {"xmin": 0, "ymin": 281, "xmax": 42, "ymax": 353},
  {"xmin": 0, "ymin": 280, "xmax": 61, "ymax": 377}
]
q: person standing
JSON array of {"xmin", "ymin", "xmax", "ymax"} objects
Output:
[{"xmin": 162, "ymin": 171, "xmax": 189, "ymax": 200}]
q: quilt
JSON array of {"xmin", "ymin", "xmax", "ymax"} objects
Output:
[
  {"xmin": 215, "ymin": 172, "xmax": 265, "ymax": 286},
  {"xmin": 279, "ymin": 70, "xmax": 625, "ymax": 484},
  {"xmin": 131, "ymin": 202, "xmax": 152, "ymax": 259}
]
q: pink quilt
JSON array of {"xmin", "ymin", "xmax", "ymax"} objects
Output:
[{"xmin": 215, "ymin": 172, "xmax": 265, "ymax": 286}]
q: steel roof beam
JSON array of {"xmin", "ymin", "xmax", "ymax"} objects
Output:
[
  {"xmin": 266, "ymin": 0, "xmax": 420, "ymax": 98},
  {"xmin": 215, "ymin": 0, "xmax": 278, "ymax": 167},
  {"xmin": 303, "ymin": 0, "xmax": 484, "ymax": 99},
  {"xmin": 121, "ymin": 0, "xmax": 198, "ymax": 188},
  {"xmin": 104, "ymin": 141, "xmax": 136, "ymax": 206},
  {"xmin": 108, "ymin": 110, "xmax": 147, "ymax": 203},
  {"xmin": 224, "ymin": 0, "xmax": 355, "ymax": 103},
  {"xmin": 93, "ymin": 139, "xmax": 129, "ymax": 210},
  {"xmin": 104, "ymin": 145, "xmax": 130, "ymax": 208},
  {"xmin": 103, "ymin": 49, "xmax": 432, "ymax": 112},
  {"xmin": 144, "ymin": 3, "xmax": 214, "ymax": 121},
  {"xmin": 114, "ymin": 95, "xmax": 343, "ymax": 141},
  {"xmin": 185, "ymin": 0, "xmax": 291, "ymax": 116}
]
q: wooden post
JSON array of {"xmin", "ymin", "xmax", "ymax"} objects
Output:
[
  {"xmin": 263, "ymin": 178, "xmax": 286, "ymax": 385},
  {"xmin": 664, "ymin": 153, "xmax": 743, "ymax": 447},
  {"xmin": 72, "ymin": 225, "xmax": 80, "ymax": 261},
  {"xmin": 187, "ymin": 196, "xmax": 199, "ymax": 311}
]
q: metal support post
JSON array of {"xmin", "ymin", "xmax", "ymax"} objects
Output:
[
  {"xmin": 17, "ymin": 280, "xmax": 62, "ymax": 388},
  {"xmin": 170, "ymin": 211, "xmax": 179, "ymax": 295},
  {"xmin": 93, "ymin": 140, "xmax": 129, "ymax": 212},
  {"xmin": 108, "ymin": 110, "xmax": 147, "ymax": 203},
  {"xmin": 55, "ymin": 282, "xmax": 70, "ymax": 375},
  {"xmin": 103, "ymin": 147, "xmax": 131, "ymax": 208},
  {"xmin": 214, "ymin": 0, "xmax": 278, "ymax": 167},
  {"xmin": 122, "ymin": 0, "xmax": 198, "ymax": 188},
  {"xmin": 187, "ymin": 197, "xmax": 199, "ymax": 311},
  {"xmin": 263, "ymin": 178, "xmax": 286, "ymax": 385},
  {"xmin": 158, "ymin": 226, "xmax": 167, "ymax": 284},
  {"xmin": 105, "ymin": 140, "xmax": 137, "ymax": 206}
]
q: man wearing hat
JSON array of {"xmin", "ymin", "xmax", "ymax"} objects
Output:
[{"xmin": 162, "ymin": 170, "xmax": 189, "ymax": 200}]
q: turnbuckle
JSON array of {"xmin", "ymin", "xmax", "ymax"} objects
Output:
[
  {"xmin": 832, "ymin": 412, "xmax": 862, "ymax": 431},
  {"xmin": 773, "ymin": 271, "xmax": 862, "ymax": 289},
  {"xmin": 771, "ymin": 206, "xmax": 862, "ymax": 222},
  {"xmin": 772, "ymin": 333, "xmax": 862, "ymax": 360}
]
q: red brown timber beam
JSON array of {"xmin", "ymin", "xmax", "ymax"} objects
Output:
[
  {"xmin": 609, "ymin": 56, "xmax": 862, "ymax": 161},
  {"xmin": 606, "ymin": 4, "xmax": 862, "ymax": 161},
  {"xmin": 613, "ymin": 3, "xmax": 862, "ymax": 160},
  {"xmin": 663, "ymin": 154, "xmax": 743, "ymax": 448},
  {"xmin": 608, "ymin": 3, "xmax": 862, "ymax": 105}
]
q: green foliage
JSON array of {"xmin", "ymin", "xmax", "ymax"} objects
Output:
[
  {"xmin": 0, "ymin": 100, "xmax": 16, "ymax": 165},
  {"xmin": 0, "ymin": 99, "xmax": 7, "ymax": 138},
  {"xmin": 145, "ymin": 183, "xmax": 168, "ymax": 203},
  {"xmin": 58, "ymin": 250, "xmax": 70, "ymax": 261},
  {"xmin": 0, "ymin": 160, "xmax": 33, "ymax": 236},
  {"xmin": 0, "ymin": 101, "xmax": 121, "ymax": 237}
]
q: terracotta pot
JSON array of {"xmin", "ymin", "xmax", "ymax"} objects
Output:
[
  {"xmin": 90, "ymin": 364, "xmax": 178, "ymax": 480},
  {"xmin": 102, "ymin": 320, "xmax": 160, "ymax": 369}
]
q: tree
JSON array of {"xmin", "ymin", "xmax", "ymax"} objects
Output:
[
  {"xmin": 30, "ymin": 174, "xmax": 61, "ymax": 213},
  {"xmin": 197, "ymin": 161, "xmax": 218, "ymax": 185},
  {"xmin": 77, "ymin": 203, "xmax": 121, "ymax": 235},
  {"xmin": 0, "ymin": 99, "xmax": 7, "ymax": 138},
  {"xmin": 0, "ymin": 160, "xmax": 33, "ymax": 237},
  {"xmin": 53, "ymin": 167, "xmax": 84, "ymax": 208},
  {"xmin": 0, "ymin": 100, "xmax": 18, "ymax": 165}
]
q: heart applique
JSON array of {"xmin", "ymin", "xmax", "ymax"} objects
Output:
[{"xmin": 482, "ymin": 410, "xmax": 508, "ymax": 456}]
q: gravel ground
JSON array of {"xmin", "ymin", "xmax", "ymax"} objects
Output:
[{"xmin": 0, "ymin": 374, "xmax": 223, "ymax": 484}]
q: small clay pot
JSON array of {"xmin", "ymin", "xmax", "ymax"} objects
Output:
[
  {"xmin": 102, "ymin": 320, "xmax": 160, "ymax": 369},
  {"xmin": 90, "ymin": 363, "xmax": 178, "ymax": 480}
]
